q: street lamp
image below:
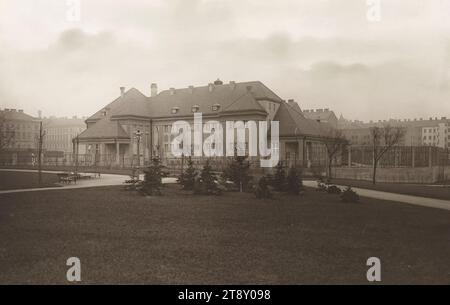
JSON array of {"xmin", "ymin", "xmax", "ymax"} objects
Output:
[
  {"xmin": 134, "ymin": 130, "xmax": 143, "ymax": 168},
  {"xmin": 133, "ymin": 129, "xmax": 149, "ymax": 168}
]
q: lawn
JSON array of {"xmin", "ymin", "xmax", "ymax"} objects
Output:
[
  {"xmin": 0, "ymin": 185, "xmax": 449, "ymax": 284},
  {"xmin": 0, "ymin": 170, "xmax": 60, "ymax": 190},
  {"xmin": 329, "ymin": 178, "xmax": 450, "ymax": 200}
]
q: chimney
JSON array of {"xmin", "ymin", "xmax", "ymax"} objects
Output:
[
  {"xmin": 229, "ymin": 81, "xmax": 236, "ymax": 90},
  {"xmin": 151, "ymin": 83, "xmax": 158, "ymax": 97},
  {"xmin": 246, "ymin": 85, "xmax": 252, "ymax": 92},
  {"xmin": 189, "ymin": 85, "xmax": 194, "ymax": 94},
  {"xmin": 208, "ymin": 83, "xmax": 214, "ymax": 92},
  {"xmin": 120, "ymin": 87, "xmax": 125, "ymax": 98},
  {"xmin": 38, "ymin": 110, "xmax": 42, "ymax": 118},
  {"xmin": 18, "ymin": 109, "xmax": 23, "ymax": 113},
  {"xmin": 170, "ymin": 87, "xmax": 175, "ymax": 95}
]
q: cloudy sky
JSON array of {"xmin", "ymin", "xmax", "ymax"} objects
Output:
[{"xmin": 1, "ymin": 0, "xmax": 450, "ymax": 121}]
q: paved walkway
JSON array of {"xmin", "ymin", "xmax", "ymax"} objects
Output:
[
  {"xmin": 1, "ymin": 169, "xmax": 449, "ymax": 211},
  {"xmin": 0, "ymin": 169, "xmax": 177, "ymax": 195},
  {"xmin": 303, "ymin": 180, "xmax": 450, "ymax": 211}
]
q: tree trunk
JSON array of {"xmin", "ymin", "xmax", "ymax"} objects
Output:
[
  {"xmin": 327, "ymin": 157, "xmax": 332, "ymax": 180},
  {"xmin": 372, "ymin": 160, "xmax": 377, "ymax": 185}
]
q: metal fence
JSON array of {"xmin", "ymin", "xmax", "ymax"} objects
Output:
[
  {"xmin": 1, "ymin": 145, "xmax": 448, "ymax": 171},
  {"xmin": 341, "ymin": 145, "xmax": 449, "ymax": 168}
]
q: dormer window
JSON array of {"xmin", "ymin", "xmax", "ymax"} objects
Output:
[
  {"xmin": 212, "ymin": 103, "xmax": 220, "ymax": 111},
  {"xmin": 192, "ymin": 105, "xmax": 200, "ymax": 113},
  {"xmin": 171, "ymin": 107, "xmax": 179, "ymax": 114}
]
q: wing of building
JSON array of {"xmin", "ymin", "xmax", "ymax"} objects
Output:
[{"xmin": 77, "ymin": 80, "xmax": 334, "ymax": 167}]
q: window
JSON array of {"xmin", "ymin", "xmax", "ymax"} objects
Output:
[{"xmin": 212, "ymin": 104, "xmax": 220, "ymax": 111}]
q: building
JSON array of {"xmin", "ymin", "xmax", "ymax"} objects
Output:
[
  {"xmin": 0, "ymin": 108, "xmax": 40, "ymax": 165},
  {"xmin": 339, "ymin": 116, "xmax": 450, "ymax": 148},
  {"xmin": 0, "ymin": 108, "xmax": 40, "ymax": 149},
  {"xmin": 77, "ymin": 80, "xmax": 334, "ymax": 168},
  {"xmin": 302, "ymin": 108, "xmax": 338, "ymax": 128},
  {"xmin": 43, "ymin": 116, "xmax": 86, "ymax": 153}
]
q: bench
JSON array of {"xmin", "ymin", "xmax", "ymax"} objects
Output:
[{"xmin": 57, "ymin": 172, "xmax": 77, "ymax": 184}]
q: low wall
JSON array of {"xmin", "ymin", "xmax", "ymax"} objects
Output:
[{"xmin": 333, "ymin": 166, "xmax": 450, "ymax": 184}]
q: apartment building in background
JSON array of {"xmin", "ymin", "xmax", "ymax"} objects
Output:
[
  {"xmin": 302, "ymin": 108, "xmax": 338, "ymax": 128},
  {"xmin": 43, "ymin": 116, "xmax": 86, "ymax": 153},
  {"xmin": 0, "ymin": 108, "xmax": 40, "ymax": 150},
  {"xmin": 338, "ymin": 116, "xmax": 450, "ymax": 148}
]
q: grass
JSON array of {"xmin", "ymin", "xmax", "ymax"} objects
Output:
[
  {"xmin": 0, "ymin": 185, "xmax": 449, "ymax": 284},
  {"xmin": 0, "ymin": 170, "xmax": 60, "ymax": 190},
  {"xmin": 329, "ymin": 178, "xmax": 450, "ymax": 200}
]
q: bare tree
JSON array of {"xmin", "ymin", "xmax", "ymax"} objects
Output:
[
  {"xmin": 0, "ymin": 111, "xmax": 15, "ymax": 153},
  {"xmin": 370, "ymin": 125, "xmax": 406, "ymax": 184},
  {"xmin": 37, "ymin": 121, "xmax": 46, "ymax": 186},
  {"xmin": 324, "ymin": 128, "xmax": 348, "ymax": 180}
]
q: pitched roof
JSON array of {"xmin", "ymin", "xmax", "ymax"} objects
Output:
[
  {"xmin": 274, "ymin": 102, "xmax": 331, "ymax": 138},
  {"xmin": 1, "ymin": 109, "xmax": 37, "ymax": 121},
  {"xmin": 87, "ymin": 88, "xmax": 147, "ymax": 121},
  {"xmin": 87, "ymin": 81, "xmax": 282, "ymax": 120},
  {"xmin": 303, "ymin": 109, "xmax": 336, "ymax": 121},
  {"xmin": 78, "ymin": 118, "xmax": 129, "ymax": 140}
]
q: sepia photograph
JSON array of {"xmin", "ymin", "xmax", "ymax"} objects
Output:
[{"xmin": 0, "ymin": 0, "xmax": 449, "ymax": 293}]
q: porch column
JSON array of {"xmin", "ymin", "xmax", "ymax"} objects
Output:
[{"xmin": 116, "ymin": 141, "xmax": 120, "ymax": 166}]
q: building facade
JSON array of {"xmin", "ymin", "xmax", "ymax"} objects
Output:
[
  {"xmin": 0, "ymin": 109, "xmax": 40, "ymax": 150},
  {"xmin": 302, "ymin": 108, "xmax": 338, "ymax": 128},
  {"xmin": 0, "ymin": 108, "xmax": 40, "ymax": 165},
  {"xmin": 339, "ymin": 116, "xmax": 450, "ymax": 148},
  {"xmin": 77, "ymin": 80, "xmax": 334, "ymax": 168},
  {"xmin": 43, "ymin": 116, "xmax": 86, "ymax": 153}
]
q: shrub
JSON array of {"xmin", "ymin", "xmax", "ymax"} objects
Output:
[
  {"xmin": 194, "ymin": 159, "xmax": 221, "ymax": 195},
  {"xmin": 255, "ymin": 176, "xmax": 272, "ymax": 199},
  {"xmin": 222, "ymin": 155, "xmax": 252, "ymax": 192},
  {"xmin": 340, "ymin": 186, "xmax": 360, "ymax": 203},
  {"xmin": 141, "ymin": 157, "xmax": 166, "ymax": 196},
  {"xmin": 286, "ymin": 167, "xmax": 302, "ymax": 195},
  {"xmin": 271, "ymin": 161, "xmax": 286, "ymax": 192},
  {"xmin": 327, "ymin": 185, "xmax": 342, "ymax": 194},
  {"xmin": 178, "ymin": 156, "xmax": 197, "ymax": 190}
]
